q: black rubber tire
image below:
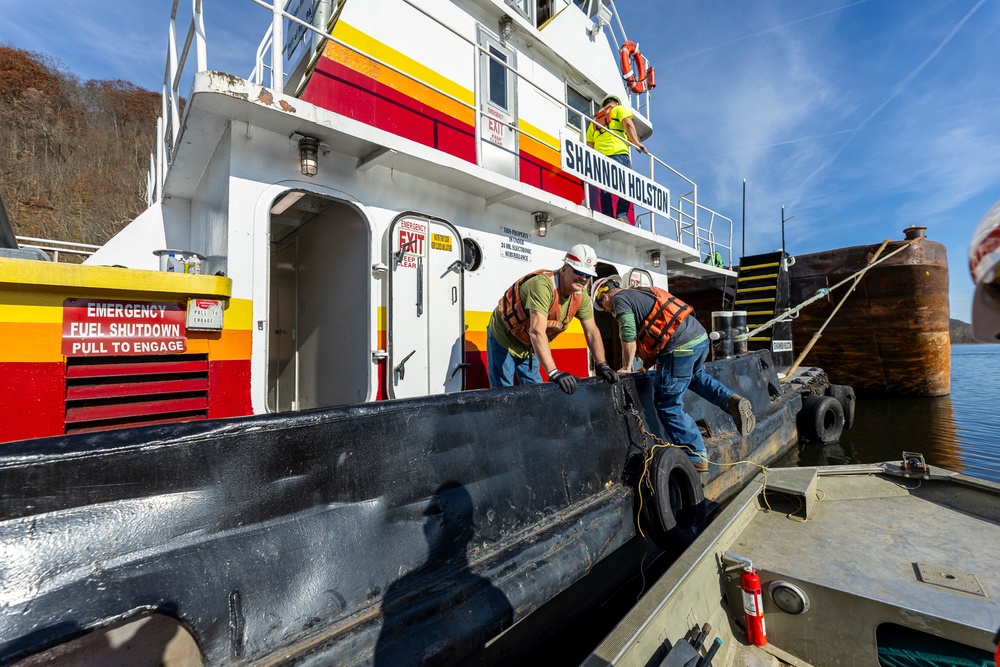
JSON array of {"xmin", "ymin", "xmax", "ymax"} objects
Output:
[
  {"xmin": 642, "ymin": 447, "xmax": 706, "ymax": 556},
  {"xmin": 825, "ymin": 384, "xmax": 856, "ymax": 430},
  {"xmin": 798, "ymin": 394, "xmax": 845, "ymax": 444}
]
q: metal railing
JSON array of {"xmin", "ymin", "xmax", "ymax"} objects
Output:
[
  {"xmin": 16, "ymin": 236, "xmax": 101, "ymax": 262},
  {"xmin": 147, "ymin": 0, "xmax": 733, "ymax": 267}
]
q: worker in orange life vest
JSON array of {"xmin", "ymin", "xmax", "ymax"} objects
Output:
[
  {"xmin": 486, "ymin": 244, "xmax": 619, "ymax": 394},
  {"xmin": 592, "ymin": 275, "xmax": 755, "ymax": 471}
]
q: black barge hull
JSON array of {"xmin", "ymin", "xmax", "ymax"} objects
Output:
[{"xmin": 0, "ymin": 352, "xmax": 801, "ymax": 665}]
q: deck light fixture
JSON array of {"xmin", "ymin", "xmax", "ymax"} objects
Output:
[
  {"xmin": 533, "ymin": 212, "xmax": 551, "ymax": 237},
  {"xmin": 648, "ymin": 248, "xmax": 661, "ymax": 268},
  {"xmin": 500, "ymin": 15, "xmax": 513, "ymax": 43},
  {"xmin": 299, "ymin": 136, "xmax": 319, "ymax": 177}
]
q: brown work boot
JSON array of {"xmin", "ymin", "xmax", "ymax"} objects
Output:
[
  {"xmin": 728, "ymin": 395, "xmax": 756, "ymax": 436},
  {"xmin": 690, "ymin": 452, "xmax": 709, "ymax": 472}
]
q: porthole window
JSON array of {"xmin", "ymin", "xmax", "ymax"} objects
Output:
[{"xmin": 463, "ymin": 238, "xmax": 484, "ymax": 272}]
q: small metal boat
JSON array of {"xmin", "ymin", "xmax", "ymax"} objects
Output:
[{"xmin": 584, "ymin": 455, "xmax": 1000, "ymax": 666}]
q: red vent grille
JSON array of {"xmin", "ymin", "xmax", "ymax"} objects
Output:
[{"xmin": 65, "ymin": 354, "xmax": 209, "ymax": 433}]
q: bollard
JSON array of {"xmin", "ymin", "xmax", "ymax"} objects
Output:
[
  {"xmin": 732, "ymin": 311, "xmax": 748, "ymax": 356},
  {"xmin": 711, "ymin": 311, "xmax": 734, "ymax": 360}
]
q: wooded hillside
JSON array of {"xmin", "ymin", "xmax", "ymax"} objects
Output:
[{"xmin": 0, "ymin": 46, "xmax": 161, "ymax": 247}]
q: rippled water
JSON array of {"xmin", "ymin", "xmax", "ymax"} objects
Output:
[{"xmin": 777, "ymin": 345, "xmax": 1000, "ymax": 482}]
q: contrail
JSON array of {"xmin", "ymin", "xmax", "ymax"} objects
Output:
[{"xmin": 796, "ymin": 0, "xmax": 988, "ymax": 192}]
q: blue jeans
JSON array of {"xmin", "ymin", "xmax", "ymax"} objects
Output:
[
  {"xmin": 487, "ymin": 328, "xmax": 542, "ymax": 387},
  {"xmin": 653, "ymin": 337, "xmax": 734, "ymax": 459},
  {"xmin": 600, "ymin": 153, "xmax": 632, "ymax": 219}
]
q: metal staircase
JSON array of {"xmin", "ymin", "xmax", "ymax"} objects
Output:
[{"xmin": 734, "ymin": 251, "xmax": 794, "ymax": 367}]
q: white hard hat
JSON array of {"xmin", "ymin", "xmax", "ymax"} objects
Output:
[
  {"xmin": 970, "ymin": 200, "xmax": 1000, "ymax": 342},
  {"xmin": 591, "ymin": 275, "xmax": 622, "ymax": 311},
  {"xmin": 564, "ymin": 244, "xmax": 598, "ymax": 277}
]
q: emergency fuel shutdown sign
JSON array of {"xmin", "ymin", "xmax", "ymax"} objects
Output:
[
  {"xmin": 62, "ymin": 299, "xmax": 187, "ymax": 356},
  {"xmin": 560, "ymin": 132, "xmax": 671, "ymax": 218}
]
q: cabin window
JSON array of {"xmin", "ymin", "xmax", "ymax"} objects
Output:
[
  {"xmin": 507, "ymin": 0, "xmax": 533, "ymax": 23},
  {"xmin": 463, "ymin": 238, "xmax": 484, "ymax": 272},
  {"xmin": 566, "ymin": 86, "xmax": 592, "ymax": 134},
  {"xmin": 488, "ymin": 46, "xmax": 509, "ymax": 111}
]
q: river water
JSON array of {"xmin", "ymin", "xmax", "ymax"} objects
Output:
[{"xmin": 776, "ymin": 344, "xmax": 1000, "ymax": 482}]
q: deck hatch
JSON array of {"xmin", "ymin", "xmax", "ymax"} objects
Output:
[
  {"xmin": 64, "ymin": 354, "xmax": 210, "ymax": 433},
  {"xmin": 913, "ymin": 563, "xmax": 985, "ymax": 596}
]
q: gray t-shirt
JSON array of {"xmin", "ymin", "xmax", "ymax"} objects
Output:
[{"xmin": 610, "ymin": 288, "xmax": 703, "ymax": 354}]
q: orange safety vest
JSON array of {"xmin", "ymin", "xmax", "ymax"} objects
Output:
[
  {"xmin": 634, "ymin": 287, "xmax": 694, "ymax": 365},
  {"xmin": 499, "ymin": 270, "xmax": 582, "ymax": 347}
]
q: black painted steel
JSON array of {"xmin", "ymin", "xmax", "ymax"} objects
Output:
[
  {"xmin": 0, "ymin": 378, "xmax": 649, "ymax": 665},
  {"xmin": 0, "ymin": 192, "xmax": 16, "ymax": 249},
  {"xmin": 0, "ymin": 352, "xmax": 798, "ymax": 666}
]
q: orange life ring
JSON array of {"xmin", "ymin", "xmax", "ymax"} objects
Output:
[{"xmin": 619, "ymin": 41, "xmax": 655, "ymax": 94}]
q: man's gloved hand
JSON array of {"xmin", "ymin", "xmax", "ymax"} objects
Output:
[
  {"xmin": 595, "ymin": 362, "xmax": 619, "ymax": 383},
  {"xmin": 548, "ymin": 369, "xmax": 578, "ymax": 394}
]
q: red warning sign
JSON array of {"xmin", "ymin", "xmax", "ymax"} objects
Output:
[
  {"xmin": 62, "ymin": 298, "xmax": 187, "ymax": 356},
  {"xmin": 397, "ymin": 219, "xmax": 426, "ymax": 269}
]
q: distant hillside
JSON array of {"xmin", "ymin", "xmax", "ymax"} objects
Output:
[
  {"xmin": 950, "ymin": 318, "xmax": 981, "ymax": 344},
  {"xmin": 0, "ymin": 45, "xmax": 161, "ymax": 249}
]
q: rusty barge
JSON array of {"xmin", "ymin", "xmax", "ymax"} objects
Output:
[
  {"xmin": 787, "ymin": 227, "xmax": 950, "ymax": 397},
  {"xmin": 671, "ymin": 227, "xmax": 950, "ymax": 397}
]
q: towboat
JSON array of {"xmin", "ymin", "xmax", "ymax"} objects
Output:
[
  {"xmin": 0, "ymin": 0, "xmax": 843, "ymax": 664},
  {"xmin": 583, "ymin": 455, "xmax": 1000, "ymax": 667}
]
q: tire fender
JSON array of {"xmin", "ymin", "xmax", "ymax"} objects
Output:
[
  {"xmin": 798, "ymin": 394, "xmax": 845, "ymax": 444},
  {"xmin": 641, "ymin": 446, "xmax": 706, "ymax": 556},
  {"xmin": 825, "ymin": 384, "xmax": 856, "ymax": 430}
]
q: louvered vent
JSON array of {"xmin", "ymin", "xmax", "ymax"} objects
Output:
[{"xmin": 65, "ymin": 354, "xmax": 209, "ymax": 433}]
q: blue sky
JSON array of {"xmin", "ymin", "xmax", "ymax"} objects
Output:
[{"xmin": 2, "ymin": 0, "xmax": 998, "ymax": 321}]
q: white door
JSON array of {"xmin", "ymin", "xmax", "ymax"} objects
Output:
[
  {"xmin": 268, "ymin": 238, "xmax": 298, "ymax": 412},
  {"xmin": 388, "ymin": 216, "xmax": 466, "ymax": 399},
  {"xmin": 478, "ymin": 31, "xmax": 517, "ymax": 179}
]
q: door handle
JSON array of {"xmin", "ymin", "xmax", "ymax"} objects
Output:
[
  {"xmin": 449, "ymin": 363, "xmax": 471, "ymax": 381},
  {"xmin": 394, "ymin": 350, "xmax": 416, "ymax": 380},
  {"xmin": 452, "ymin": 286, "xmax": 458, "ymax": 305},
  {"xmin": 416, "ymin": 256, "xmax": 424, "ymax": 317}
]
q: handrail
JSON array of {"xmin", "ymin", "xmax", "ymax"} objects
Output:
[
  {"xmin": 16, "ymin": 236, "xmax": 101, "ymax": 262},
  {"xmin": 146, "ymin": 0, "xmax": 734, "ymax": 267}
]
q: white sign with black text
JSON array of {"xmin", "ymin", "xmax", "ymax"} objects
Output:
[{"xmin": 559, "ymin": 132, "xmax": 671, "ymax": 218}]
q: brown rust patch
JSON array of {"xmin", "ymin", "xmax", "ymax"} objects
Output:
[
  {"xmin": 257, "ymin": 89, "xmax": 274, "ymax": 106},
  {"xmin": 278, "ymin": 100, "xmax": 296, "ymax": 113}
]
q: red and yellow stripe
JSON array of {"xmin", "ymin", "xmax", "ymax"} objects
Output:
[
  {"xmin": 0, "ymin": 259, "xmax": 252, "ymax": 443},
  {"xmin": 302, "ymin": 21, "xmax": 584, "ymax": 202}
]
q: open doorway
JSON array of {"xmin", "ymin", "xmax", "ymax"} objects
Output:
[{"xmin": 268, "ymin": 191, "xmax": 370, "ymax": 411}]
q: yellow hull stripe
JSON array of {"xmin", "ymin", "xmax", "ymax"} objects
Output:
[{"xmin": 327, "ymin": 22, "xmax": 565, "ymax": 172}]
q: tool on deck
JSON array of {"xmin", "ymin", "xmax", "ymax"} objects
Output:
[{"xmin": 696, "ymin": 637, "xmax": 722, "ymax": 667}]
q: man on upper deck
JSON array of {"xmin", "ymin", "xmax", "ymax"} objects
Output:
[
  {"xmin": 587, "ymin": 94, "xmax": 647, "ymax": 223},
  {"xmin": 487, "ymin": 244, "xmax": 619, "ymax": 394}
]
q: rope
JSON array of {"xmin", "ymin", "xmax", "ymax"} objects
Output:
[
  {"xmin": 734, "ymin": 240, "xmax": 917, "ymax": 343},
  {"xmin": 784, "ymin": 238, "xmax": 891, "ymax": 377},
  {"xmin": 625, "ymin": 407, "xmax": 771, "ymax": 541}
]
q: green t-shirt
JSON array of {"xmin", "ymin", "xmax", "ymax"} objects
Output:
[
  {"xmin": 488, "ymin": 273, "xmax": 594, "ymax": 358},
  {"xmin": 586, "ymin": 105, "xmax": 632, "ymax": 156}
]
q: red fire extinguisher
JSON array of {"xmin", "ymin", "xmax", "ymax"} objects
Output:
[{"xmin": 727, "ymin": 552, "xmax": 767, "ymax": 646}]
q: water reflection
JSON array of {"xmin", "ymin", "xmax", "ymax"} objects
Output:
[
  {"xmin": 781, "ymin": 394, "xmax": 962, "ymax": 470},
  {"xmin": 779, "ymin": 346, "xmax": 1000, "ymax": 483}
]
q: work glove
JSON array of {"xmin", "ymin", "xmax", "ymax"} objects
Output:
[
  {"xmin": 548, "ymin": 369, "xmax": 577, "ymax": 394},
  {"xmin": 595, "ymin": 362, "xmax": 619, "ymax": 384}
]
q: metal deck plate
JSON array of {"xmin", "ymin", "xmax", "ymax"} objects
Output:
[{"xmin": 914, "ymin": 562, "xmax": 986, "ymax": 596}]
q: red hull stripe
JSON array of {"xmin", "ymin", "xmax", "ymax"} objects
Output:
[{"xmin": 302, "ymin": 53, "xmax": 585, "ymax": 203}]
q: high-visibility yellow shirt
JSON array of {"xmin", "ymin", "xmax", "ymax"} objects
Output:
[{"xmin": 586, "ymin": 105, "xmax": 632, "ymax": 156}]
